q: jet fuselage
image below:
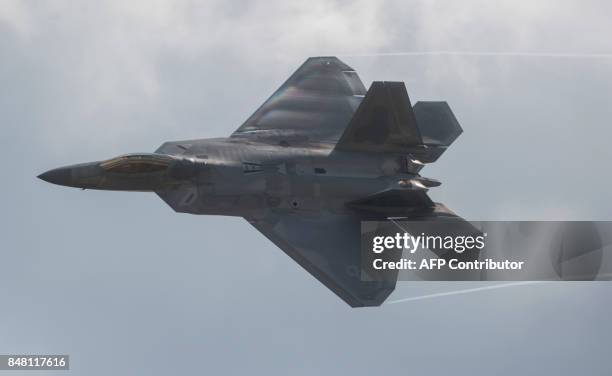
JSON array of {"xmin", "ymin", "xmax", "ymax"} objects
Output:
[
  {"xmin": 38, "ymin": 56, "xmax": 460, "ymax": 307},
  {"xmin": 39, "ymin": 137, "xmax": 423, "ymax": 220}
]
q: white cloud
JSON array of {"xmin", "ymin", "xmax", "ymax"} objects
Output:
[
  {"xmin": 0, "ymin": 0, "xmax": 34, "ymax": 36},
  {"xmin": 3, "ymin": 0, "xmax": 612, "ymax": 158},
  {"xmin": 5, "ymin": 0, "xmax": 391, "ymax": 96},
  {"xmin": 1, "ymin": 0, "xmax": 393, "ymax": 155}
]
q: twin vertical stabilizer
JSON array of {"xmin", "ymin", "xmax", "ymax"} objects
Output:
[{"xmin": 334, "ymin": 81, "xmax": 463, "ymax": 162}]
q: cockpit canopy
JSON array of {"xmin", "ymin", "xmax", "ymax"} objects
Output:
[{"xmin": 100, "ymin": 153, "xmax": 174, "ymax": 174}]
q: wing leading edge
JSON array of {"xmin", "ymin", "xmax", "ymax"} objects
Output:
[
  {"xmin": 246, "ymin": 211, "xmax": 399, "ymax": 307},
  {"xmin": 246, "ymin": 203, "xmax": 480, "ymax": 307},
  {"xmin": 231, "ymin": 57, "xmax": 366, "ymax": 144}
]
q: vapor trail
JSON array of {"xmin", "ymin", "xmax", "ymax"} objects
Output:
[
  {"xmin": 386, "ymin": 281, "xmax": 546, "ymax": 304},
  {"xmin": 339, "ymin": 51, "xmax": 612, "ymax": 59}
]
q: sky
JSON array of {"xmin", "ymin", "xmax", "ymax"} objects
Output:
[{"xmin": 1, "ymin": 0, "xmax": 612, "ymax": 374}]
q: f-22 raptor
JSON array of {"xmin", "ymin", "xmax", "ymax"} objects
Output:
[{"xmin": 39, "ymin": 57, "xmax": 466, "ymax": 307}]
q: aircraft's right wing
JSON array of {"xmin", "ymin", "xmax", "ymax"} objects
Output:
[
  {"xmin": 245, "ymin": 211, "xmax": 399, "ymax": 308},
  {"xmin": 246, "ymin": 203, "xmax": 483, "ymax": 307}
]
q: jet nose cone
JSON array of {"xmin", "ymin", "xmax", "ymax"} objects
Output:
[{"xmin": 37, "ymin": 167, "xmax": 73, "ymax": 186}]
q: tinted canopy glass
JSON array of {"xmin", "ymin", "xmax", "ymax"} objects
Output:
[{"xmin": 100, "ymin": 154, "xmax": 173, "ymax": 174}]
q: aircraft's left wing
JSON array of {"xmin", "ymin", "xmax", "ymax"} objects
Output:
[
  {"xmin": 231, "ymin": 57, "xmax": 366, "ymax": 145},
  {"xmin": 245, "ymin": 211, "xmax": 398, "ymax": 307}
]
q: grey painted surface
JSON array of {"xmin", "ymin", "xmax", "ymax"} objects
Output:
[
  {"xmin": 2, "ymin": 1, "xmax": 612, "ymax": 374},
  {"xmin": 37, "ymin": 57, "xmax": 469, "ymax": 307}
]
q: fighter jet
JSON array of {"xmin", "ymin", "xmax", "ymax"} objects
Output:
[{"xmin": 38, "ymin": 57, "xmax": 466, "ymax": 307}]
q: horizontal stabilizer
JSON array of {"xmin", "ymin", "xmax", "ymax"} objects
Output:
[
  {"xmin": 334, "ymin": 82, "xmax": 463, "ymax": 162},
  {"xmin": 413, "ymin": 101, "xmax": 462, "ymax": 146},
  {"xmin": 347, "ymin": 188, "xmax": 434, "ymax": 215}
]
